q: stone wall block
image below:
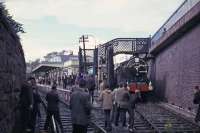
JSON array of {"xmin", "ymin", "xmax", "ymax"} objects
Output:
[{"xmin": 0, "ymin": 8, "xmax": 26, "ymax": 133}]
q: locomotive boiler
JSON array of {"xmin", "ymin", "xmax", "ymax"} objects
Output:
[{"xmin": 115, "ymin": 56, "xmax": 153, "ymax": 93}]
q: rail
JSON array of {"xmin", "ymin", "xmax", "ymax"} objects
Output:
[
  {"xmin": 157, "ymin": 103, "xmax": 200, "ymax": 130},
  {"xmin": 51, "ymin": 116, "xmax": 58, "ymax": 133},
  {"xmin": 136, "ymin": 103, "xmax": 200, "ymax": 132},
  {"xmin": 135, "ymin": 109, "xmax": 160, "ymax": 133},
  {"xmin": 40, "ymin": 93, "xmax": 60, "ymax": 133},
  {"xmin": 91, "ymin": 122, "xmax": 107, "ymax": 133},
  {"xmin": 59, "ymin": 95, "xmax": 107, "ymax": 133},
  {"xmin": 39, "ymin": 84, "xmax": 107, "ymax": 133},
  {"xmin": 39, "ymin": 84, "xmax": 200, "ymax": 132}
]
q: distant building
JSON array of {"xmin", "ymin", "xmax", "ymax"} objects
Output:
[
  {"xmin": 43, "ymin": 50, "xmax": 73, "ymax": 63},
  {"xmin": 31, "ymin": 50, "xmax": 79, "ymax": 85},
  {"xmin": 64, "ymin": 56, "xmax": 79, "ymax": 75}
]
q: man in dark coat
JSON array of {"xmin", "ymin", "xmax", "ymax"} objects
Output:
[
  {"xmin": 70, "ymin": 79, "xmax": 92, "ymax": 133},
  {"xmin": 128, "ymin": 89, "xmax": 141, "ymax": 132},
  {"xmin": 29, "ymin": 77, "xmax": 42, "ymax": 133},
  {"xmin": 19, "ymin": 80, "xmax": 33, "ymax": 133},
  {"xmin": 44, "ymin": 85, "xmax": 64, "ymax": 133},
  {"xmin": 87, "ymin": 75, "xmax": 96, "ymax": 103},
  {"xmin": 63, "ymin": 76, "xmax": 68, "ymax": 89},
  {"xmin": 193, "ymin": 86, "xmax": 200, "ymax": 123}
]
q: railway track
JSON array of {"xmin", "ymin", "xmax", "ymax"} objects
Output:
[
  {"xmin": 37, "ymin": 86, "xmax": 200, "ymax": 133},
  {"xmin": 135, "ymin": 103, "xmax": 200, "ymax": 133},
  {"xmin": 37, "ymin": 89, "xmax": 106, "ymax": 133}
]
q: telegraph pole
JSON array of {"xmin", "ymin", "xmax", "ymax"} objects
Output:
[
  {"xmin": 82, "ymin": 35, "xmax": 87, "ymax": 73},
  {"xmin": 79, "ymin": 35, "xmax": 88, "ymax": 74}
]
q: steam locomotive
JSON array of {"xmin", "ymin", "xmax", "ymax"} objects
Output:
[{"xmin": 115, "ymin": 56, "xmax": 153, "ymax": 94}]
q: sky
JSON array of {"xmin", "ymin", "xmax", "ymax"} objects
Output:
[{"xmin": 2, "ymin": 0, "xmax": 184, "ymax": 61}]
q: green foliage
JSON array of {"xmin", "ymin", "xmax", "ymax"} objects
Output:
[
  {"xmin": 164, "ymin": 119, "xmax": 173, "ymax": 132},
  {"xmin": 0, "ymin": 3, "xmax": 24, "ymax": 33}
]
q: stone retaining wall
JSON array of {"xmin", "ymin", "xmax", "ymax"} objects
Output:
[
  {"xmin": 0, "ymin": 4, "xmax": 26, "ymax": 133},
  {"xmin": 153, "ymin": 24, "xmax": 200, "ymax": 113}
]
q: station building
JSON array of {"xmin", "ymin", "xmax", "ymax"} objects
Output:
[{"xmin": 31, "ymin": 50, "xmax": 79, "ymax": 85}]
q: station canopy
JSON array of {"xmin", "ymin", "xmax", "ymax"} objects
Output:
[{"xmin": 31, "ymin": 63, "xmax": 63, "ymax": 73}]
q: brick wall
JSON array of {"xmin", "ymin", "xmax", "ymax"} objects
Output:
[
  {"xmin": 153, "ymin": 24, "xmax": 200, "ymax": 112},
  {"xmin": 0, "ymin": 8, "xmax": 26, "ymax": 133}
]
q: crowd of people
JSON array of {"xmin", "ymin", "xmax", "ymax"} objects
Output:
[
  {"xmin": 98, "ymin": 81, "xmax": 141, "ymax": 132},
  {"xmin": 15, "ymin": 73, "xmax": 95, "ymax": 133},
  {"xmin": 38, "ymin": 74, "xmax": 76, "ymax": 89},
  {"xmin": 15, "ymin": 74, "xmax": 200, "ymax": 133},
  {"xmin": 17, "ymin": 76, "xmax": 65, "ymax": 133},
  {"xmin": 69, "ymin": 75, "xmax": 142, "ymax": 132},
  {"xmin": 69, "ymin": 78, "xmax": 200, "ymax": 132}
]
